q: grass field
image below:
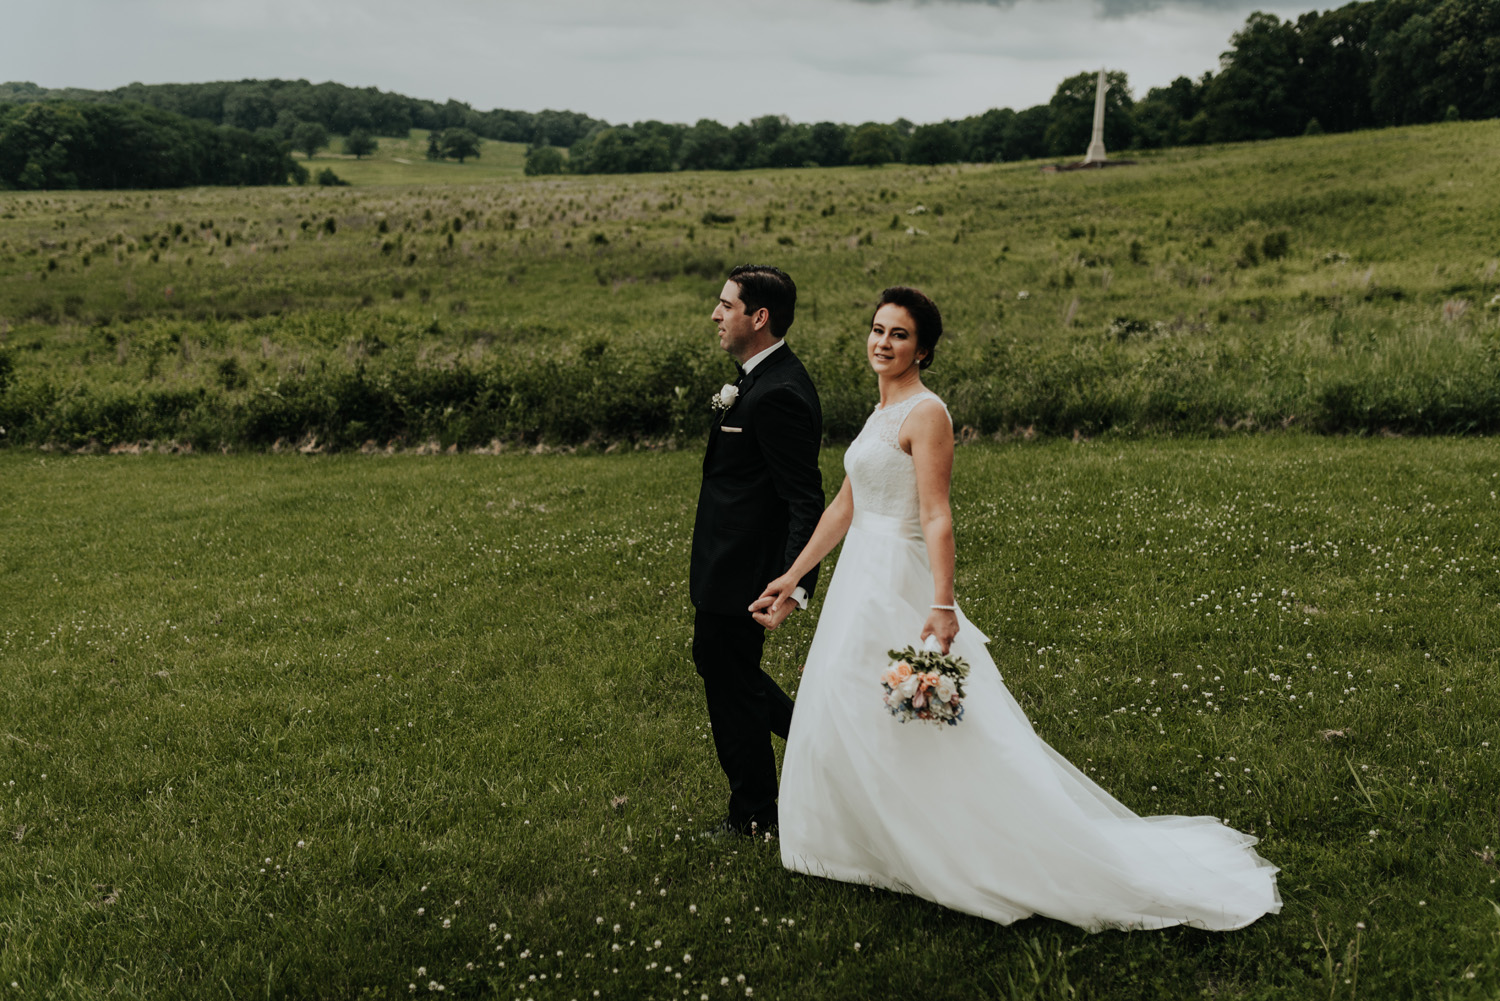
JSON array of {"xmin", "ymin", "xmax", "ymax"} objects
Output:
[
  {"xmin": 2, "ymin": 437, "xmax": 1498, "ymax": 998},
  {"xmin": 1, "ymin": 120, "xmax": 1497, "ymax": 449},
  {"xmin": 296, "ymin": 131, "xmax": 538, "ymax": 186}
]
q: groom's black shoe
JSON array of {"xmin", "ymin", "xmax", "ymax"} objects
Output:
[{"xmin": 700, "ymin": 814, "xmax": 778, "ymax": 841}]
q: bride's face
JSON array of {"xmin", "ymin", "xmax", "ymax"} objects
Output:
[{"xmin": 867, "ymin": 303, "xmax": 925, "ymax": 376}]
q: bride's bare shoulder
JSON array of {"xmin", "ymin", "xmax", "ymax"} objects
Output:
[{"xmin": 900, "ymin": 395, "xmax": 952, "ymax": 452}]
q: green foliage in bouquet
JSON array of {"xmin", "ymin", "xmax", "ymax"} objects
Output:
[{"xmin": 887, "ymin": 645, "xmax": 971, "ymax": 681}]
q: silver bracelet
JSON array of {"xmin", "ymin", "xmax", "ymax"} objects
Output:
[{"xmin": 931, "ymin": 604, "xmax": 957, "ymax": 611}]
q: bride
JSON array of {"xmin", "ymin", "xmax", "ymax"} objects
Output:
[{"xmin": 750, "ymin": 287, "xmax": 1281, "ymax": 931}]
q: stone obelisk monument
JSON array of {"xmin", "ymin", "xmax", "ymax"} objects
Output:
[{"xmin": 1084, "ymin": 68, "xmax": 1109, "ymax": 164}]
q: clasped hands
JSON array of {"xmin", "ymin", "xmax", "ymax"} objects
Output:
[{"xmin": 749, "ymin": 573, "xmax": 799, "ymax": 630}]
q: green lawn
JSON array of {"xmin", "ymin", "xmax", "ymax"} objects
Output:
[{"xmin": 2, "ymin": 437, "xmax": 1497, "ymax": 998}]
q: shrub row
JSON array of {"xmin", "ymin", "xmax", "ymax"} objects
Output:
[{"xmin": 2, "ymin": 323, "xmax": 1497, "ymax": 451}]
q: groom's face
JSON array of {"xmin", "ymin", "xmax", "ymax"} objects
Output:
[{"xmin": 713, "ymin": 280, "xmax": 762, "ymax": 360}]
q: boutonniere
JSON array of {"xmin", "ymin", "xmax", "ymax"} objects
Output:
[{"xmin": 709, "ymin": 383, "xmax": 739, "ymax": 413}]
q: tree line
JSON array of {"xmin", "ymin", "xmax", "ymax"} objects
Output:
[
  {"xmin": 542, "ymin": 0, "xmax": 1496, "ymax": 174},
  {"xmin": 0, "ymin": 101, "xmax": 296, "ymax": 190},
  {"xmin": 0, "ymin": 78, "xmax": 607, "ymax": 152}
]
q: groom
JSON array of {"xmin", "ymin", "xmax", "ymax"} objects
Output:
[{"xmin": 691, "ymin": 264, "xmax": 824, "ymax": 837}]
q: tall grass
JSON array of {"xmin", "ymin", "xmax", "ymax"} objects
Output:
[{"xmin": 1, "ymin": 121, "xmax": 1498, "ymax": 449}]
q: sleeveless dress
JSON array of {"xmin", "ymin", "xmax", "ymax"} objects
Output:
[{"xmin": 778, "ymin": 391, "xmax": 1281, "ymax": 931}]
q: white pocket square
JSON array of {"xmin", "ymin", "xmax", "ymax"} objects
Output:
[{"xmin": 720, "ymin": 425, "xmax": 744, "ymax": 433}]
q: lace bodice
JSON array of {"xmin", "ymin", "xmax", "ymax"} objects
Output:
[{"xmin": 844, "ymin": 391, "xmax": 947, "ymax": 524}]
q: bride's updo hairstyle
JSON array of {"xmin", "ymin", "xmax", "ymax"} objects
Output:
[{"xmin": 875, "ymin": 286, "xmax": 943, "ymax": 370}]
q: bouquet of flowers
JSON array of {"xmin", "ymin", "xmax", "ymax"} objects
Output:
[{"xmin": 881, "ymin": 639, "xmax": 970, "ymax": 726}]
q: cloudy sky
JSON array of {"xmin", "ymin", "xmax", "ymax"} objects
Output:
[{"xmin": 9, "ymin": 0, "xmax": 1312, "ymax": 125}]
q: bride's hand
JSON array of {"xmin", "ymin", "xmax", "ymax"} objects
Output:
[
  {"xmin": 749, "ymin": 573, "xmax": 799, "ymax": 629},
  {"xmin": 920, "ymin": 608, "xmax": 959, "ymax": 654}
]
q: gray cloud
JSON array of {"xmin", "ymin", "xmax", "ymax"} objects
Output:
[{"xmin": 4, "ymin": 0, "xmax": 1307, "ymax": 124}]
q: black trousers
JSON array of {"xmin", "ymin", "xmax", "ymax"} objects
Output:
[{"xmin": 692, "ymin": 609, "xmax": 795, "ymax": 831}]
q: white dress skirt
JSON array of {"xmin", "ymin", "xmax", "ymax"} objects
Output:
[{"xmin": 778, "ymin": 392, "xmax": 1281, "ymax": 931}]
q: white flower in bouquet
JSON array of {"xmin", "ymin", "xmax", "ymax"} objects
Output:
[{"xmin": 935, "ymin": 674, "xmax": 957, "ymax": 704}]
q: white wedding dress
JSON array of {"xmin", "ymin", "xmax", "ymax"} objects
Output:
[{"xmin": 779, "ymin": 391, "xmax": 1281, "ymax": 931}]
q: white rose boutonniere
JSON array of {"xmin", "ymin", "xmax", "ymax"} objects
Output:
[{"xmin": 710, "ymin": 383, "xmax": 740, "ymax": 413}]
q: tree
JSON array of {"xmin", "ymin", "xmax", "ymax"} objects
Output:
[
  {"xmin": 905, "ymin": 122, "xmax": 964, "ymax": 165},
  {"xmin": 1003, "ymin": 105, "xmax": 1052, "ymax": 161},
  {"xmin": 1294, "ymin": 3, "xmax": 1378, "ymax": 134},
  {"xmin": 272, "ymin": 109, "xmax": 302, "ymax": 141},
  {"xmin": 222, "ymin": 84, "xmax": 276, "ymax": 131},
  {"xmin": 0, "ymin": 99, "xmax": 295, "ymax": 190},
  {"xmin": 567, "ymin": 126, "xmax": 671, "ymax": 174},
  {"xmin": 847, "ymin": 123, "xmax": 900, "ymax": 166},
  {"xmin": 425, "ymin": 130, "xmax": 443, "ymax": 160},
  {"xmin": 291, "ymin": 121, "xmax": 329, "ymax": 159},
  {"xmin": 343, "ymin": 128, "xmax": 377, "ymax": 159},
  {"xmin": 1043, "ymin": 70, "xmax": 1135, "ymax": 158},
  {"xmin": 441, "ymin": 127, "xmax": 481, "ymax": 163},
  {"xmin": 1412, "ymin": 0, "xmax": 1500, "ymax": 123},
  {"xmin": 764, "ymin": 124, "xmax": 812, "ymax": 168},
  {"xmin": 678, "ymin": 119, "xmax": 737, "ymax": 170},
  {"xmin": 956, "ymin": 108, "xmax": 1013, "ymax": 162},
  {"xmin": 1201, "ymin": 13, "xmax": 1306, "ymax": 141},
  {"xmin": 524, "ymin": 145, "xmax": 564, "ymax": 175},
  {"xmin": 808, "ymin": 122, "xmax": 849, "ymax": 167},
  {"xmin": 741, "ymin": 114, "xmax": 788, "ymax": 168}
]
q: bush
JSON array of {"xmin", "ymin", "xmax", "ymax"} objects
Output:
[
  {"xmin": 524, "ymin": 147, "xmax": 565, "ymax": 176},
  {"xmin": 316, "ymin": 168, "xmax": 349, "ymax": 187}
]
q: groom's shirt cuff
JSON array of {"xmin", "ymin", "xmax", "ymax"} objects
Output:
[{"xmin": 790, "ymin": 586, "xmax": 808, "ymax": 609}]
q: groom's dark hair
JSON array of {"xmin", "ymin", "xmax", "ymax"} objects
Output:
[
  {"xmin": 728, "ymin": 264, "xmax": 797, "ymax": 339},
  {"xmin": 875, "ymin": 286, "xmax": 943, "ymax": 370}
]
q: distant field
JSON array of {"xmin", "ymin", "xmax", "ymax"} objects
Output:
[
  {"xmin": 0, "ymin": 120, "xmax": 1497, "ymax": 449},
  {"xmin": 2, "ymin": 437, "xmax": 1497, "ymax": 998},
  {"xmin": 296, "ymin": 130, "xmax": 539, "ymax": 185}
]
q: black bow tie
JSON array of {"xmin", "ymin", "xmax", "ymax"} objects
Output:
[{"xmin": 734, "ymin": 364, "xmax": 747, "ymax": 383}]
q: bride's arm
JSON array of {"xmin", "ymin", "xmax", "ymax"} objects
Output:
[
  {"xmin": 750, "ymin": 476, "xmax": 854, "ymax": 622},
  {"xmin": 904, "ymin": 400, "xmax": 958, "ymax": 652}
]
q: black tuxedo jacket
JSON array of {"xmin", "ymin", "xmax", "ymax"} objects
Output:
[{"xmin": 690, "ymin": 344, "xmax": 824, "ymax": 616}]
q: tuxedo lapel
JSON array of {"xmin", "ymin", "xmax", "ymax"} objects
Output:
[
  {"xmin": 707, "ymin": 352, "xmax": 781, "ymax": 459},
  {"xmin": 742, "ymin": 343, "xmax": 793, "ymax": 390}
]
